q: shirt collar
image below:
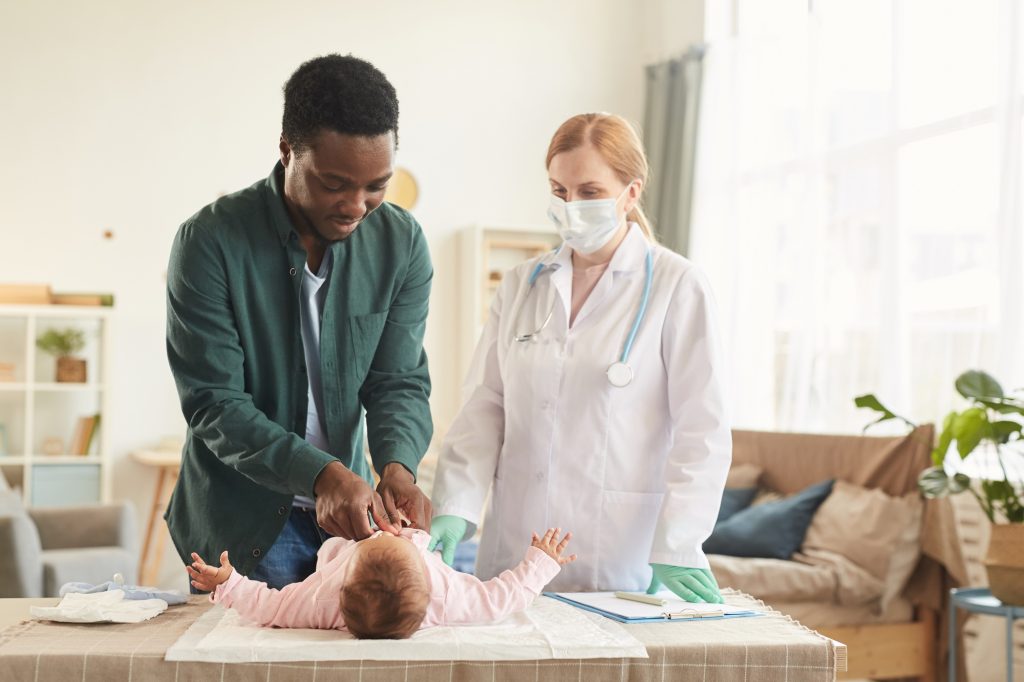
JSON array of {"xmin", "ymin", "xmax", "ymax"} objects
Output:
[
  {"xmin": 546, "ymin": 222, "xmax": 649, "ymax": 275},
  {"xmin": 265, "ymin": 161, "xmax": 298, "ymax": 246}
]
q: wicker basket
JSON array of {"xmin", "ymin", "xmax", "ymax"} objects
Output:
[{"xmin": 984, "ymin": 523, "xmax": 1024, "ymax": 605}]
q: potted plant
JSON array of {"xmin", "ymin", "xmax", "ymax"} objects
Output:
[
  {"xmin": 36, "ymin": 328, "xmax": 87, "ymax": 383},
  {"xmin": 857, "ymin": 370, "xmax": 1024, "ymax": 605}
]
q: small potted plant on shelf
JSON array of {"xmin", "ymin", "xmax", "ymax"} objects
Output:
[
  {"xmin": 857, "ymin": 370, "xmax": 1024, "ymax": 605},
  {"xmin": 36, "ymin": 328, "xmax": 87, "ymax": 383}
]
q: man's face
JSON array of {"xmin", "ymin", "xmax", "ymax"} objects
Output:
[{"xmin": 280, "ymin": 130, "xmax": 395, "ymax": 242}]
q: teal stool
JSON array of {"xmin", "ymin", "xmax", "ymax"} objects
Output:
[{"xmin": 949, "ymin": 588, "xmax": 1024, "ymax": 681}]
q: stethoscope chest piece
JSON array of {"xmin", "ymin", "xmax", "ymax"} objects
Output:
[{"xmin": 606, "ymin": 361, "xmax": 633, "ymax": 388}]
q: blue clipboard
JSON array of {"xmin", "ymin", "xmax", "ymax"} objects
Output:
[{"xmin": 544, "ymin": 592, "xmax": 761, "ymax": 623}]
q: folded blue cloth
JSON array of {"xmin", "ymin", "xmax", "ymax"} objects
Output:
[{"xmin": 60, "ymin": 580, "xmax": 188, "ymax": 605}]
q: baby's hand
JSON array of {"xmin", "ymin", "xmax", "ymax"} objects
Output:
[
  {"xmin": 186, "ymin": 550, "xmax": 233, "ymax": 592},
  {"xmin": 531, "ymin": 527, "xmax": 577, "ymax": 566}
]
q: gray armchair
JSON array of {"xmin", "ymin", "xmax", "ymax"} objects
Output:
[{"xmin": 0, "ymin": 488, "xmax": 137, "ymax": 597}]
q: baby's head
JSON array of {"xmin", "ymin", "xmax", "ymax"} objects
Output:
[{"xmin": 340, "ymin": 532, "xmax": 429, "ymax": 639}]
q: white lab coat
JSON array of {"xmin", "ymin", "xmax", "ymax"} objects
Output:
[{"xmin": 433, "ymin": 224, "xmax": 731, "ymax": 591}]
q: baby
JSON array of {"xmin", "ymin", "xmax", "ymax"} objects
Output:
[{"xmin": 187, "ymin": 527, "xmax": 575, "ymax": 639}]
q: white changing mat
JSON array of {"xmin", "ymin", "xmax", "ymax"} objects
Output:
[{"xmin": 165, "ymin": 595, "xmax": 647, "ymax": 662}]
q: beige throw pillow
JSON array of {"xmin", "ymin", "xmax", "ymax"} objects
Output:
[
  {"xmin": 726, "ymin": 463, "xmax": 763, "ymax": 489},
  {"xmin": 801, "ymin": 480, "xmax": 922, "ymax": 612}
]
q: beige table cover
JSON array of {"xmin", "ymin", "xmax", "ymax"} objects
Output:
[{"xmin": 0, "ymin": 590, "xmax": 845, "ymax": 681}]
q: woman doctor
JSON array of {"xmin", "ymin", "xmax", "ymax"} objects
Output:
[{"xmin": 430, "ymin": 113, "xmax": 731, "ymax": 603}]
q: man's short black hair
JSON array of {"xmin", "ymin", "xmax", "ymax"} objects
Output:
[{"xmin": 282, "ymin": 54, "xmax": 399, "ymax": 150}]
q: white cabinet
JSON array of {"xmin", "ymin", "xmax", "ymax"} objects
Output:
[
  {"xmin": 0, "ymin": 304, "xmax": 112, "ymax": 506},
  {"xmin": 457, "ymin": 225, "xmax": 560, "ymax": 377}
]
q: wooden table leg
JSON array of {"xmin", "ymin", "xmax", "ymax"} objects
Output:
[
  {"xmin": 138, "ymin": 467, "xmax": 167, "ymax": 586},
  {"xmin": 150, "ymin": 468, "xmax": 178, "ymax": 586}
]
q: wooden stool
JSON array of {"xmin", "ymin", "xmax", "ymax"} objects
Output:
[{"xmin": 131, "ymin": 449, "xmax": 181, "ymax": 586}]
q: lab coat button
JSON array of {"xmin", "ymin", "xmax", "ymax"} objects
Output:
[
  {"xmin": 289, "ymin": 267, "xmax": 297, "ymax": 276},
  {"xmin": 536, "ymin": 472, "xmax": 545, "ymax": 482},
  {"xmin": 252, "ymin": 548, "xmax": 262, "ymax": 558},
  {"xmin": 277, "ymin": 506, "xmax": 287, "ymax": 516}
]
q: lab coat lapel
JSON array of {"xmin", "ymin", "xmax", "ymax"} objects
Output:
[
  {"xmin": 548, "ymin": 246, "xmax": 573, "ymax": 328},
  {"xmin": 569, "ymin": 224, "xmax": 647, "ymax": 329}
]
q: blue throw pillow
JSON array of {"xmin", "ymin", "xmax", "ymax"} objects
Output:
[
  {"xmin": 717, "ymin": 487, "xmax": 758, "ymax": 523},
  {"xmin": 704, "ymin": 479, "xmax": 835, "ymax": 560}
]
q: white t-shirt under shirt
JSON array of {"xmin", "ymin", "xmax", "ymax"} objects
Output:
[{"xmin": 293, "ymin": 250, "xmax": 333, "ymax": 508}]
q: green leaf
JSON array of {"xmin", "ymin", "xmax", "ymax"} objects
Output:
[
  {"xmin": 919, "ymin": 467, "xmax": 950, "ymax": 498},
  {"xmin": 990, "ymin": 420, "xmax": 1022, "ymax": 444},
  {"xmin": 979, "ymin": 399, "xmax": 1024, "ymax": 417},
  {"xmin": 951, "ymin": 408, "xmax": 989, "ymax": 458},
  {"xmin": 855, "ymin": 394, "xmax": 915, "ymax": 431},
  {"xmin": 919, "ymin": 467, "xmax": 972, "ymax": 498},
  {"xmin": 949, "ymin": 472, "xmax": 971, "ymax": 494},
  {"xmin": 932, "ymin": 412, "xmax": 956, "ymax": 466},
  {"xmin": 855, "ymin": 394, "xmax": 896, "ymax": 418},
  {"xmin": 956, "ymin": 370, "xmax": 1004, "ymax": 400},
  {"xmin": 981, "ymin": 479, "xmax": 1014, "ymax": 503}
]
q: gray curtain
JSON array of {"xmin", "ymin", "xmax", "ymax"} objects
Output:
[{"xmin": 642, "ymin": 46, "xmax": 705, "ymax": 256}]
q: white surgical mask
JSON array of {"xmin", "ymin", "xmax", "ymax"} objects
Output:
[{"xmin": 547, "ymin": 182, "xmax": 634, "ymax": 255}]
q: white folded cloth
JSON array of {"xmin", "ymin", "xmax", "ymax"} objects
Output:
[{"xmin": 30, "ymin": 589, "xmax": 168, "ymax": 623}]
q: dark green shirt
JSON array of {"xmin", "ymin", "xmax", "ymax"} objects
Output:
[{"xmin": 164, "ymin": 163, "xmax": 433, "ymax": 575}]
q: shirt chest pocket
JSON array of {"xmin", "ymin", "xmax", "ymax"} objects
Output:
[{"xmin": 348, "ymin": 311, "xmax": 388, "ymax": 380}]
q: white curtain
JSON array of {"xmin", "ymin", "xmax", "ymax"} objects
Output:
[{"xmin": 691, "ymin": 0, "xmax": 1024, "ymax": 433}]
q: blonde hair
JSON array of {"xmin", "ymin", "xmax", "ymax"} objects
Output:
[
  {"xmin": 341, "ymin": 545, "xmax": 428, "ymax": 639},
  {"xmin": 545, "ymin": 113, "xmax": 656, "ymax": 242}
]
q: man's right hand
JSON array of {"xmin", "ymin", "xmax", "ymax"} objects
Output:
[{"xmin": 313, "ymin": 462, "xmax": 399, "ymax": 539}]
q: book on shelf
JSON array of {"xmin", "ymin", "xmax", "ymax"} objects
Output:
[
  {"xmin": 69, "ymin": 414, "xmax": 101, "ymax": 456},
  {"xmin": 51, "ymin": 292, "xmax": 115, "ymax": 307},
  {"xmin": 0, "ymin": 284, "xmax": 52, "ymax": 305}
]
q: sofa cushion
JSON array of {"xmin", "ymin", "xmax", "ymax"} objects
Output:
[
  {"xmin": 41, "ymin": 547, "xmax": 136, "ymax": 598},
  {"xmin": 801, "ymin": 480, "xmax": 922, "ymax": 612},
  {"xmin": 725, "ymin": 463, "xmax": 763, "ymax": 488},
  {"xmin": 0, "ymin": 489, "xmax": 43, "ymax": 597},
  {"xmin": 704, "ymin": 479, "xmax": 834, "ymax": 560},
  {"xmin": 717, "ymin": 487, "xmax": 758, "ymax": 523},
  {"xmin": 710, "ymin": 550, "xmax": 884, "ymax": 606}
]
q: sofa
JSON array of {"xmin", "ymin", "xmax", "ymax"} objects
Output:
[
  {"xmin": 713, "ymin": 426, "xmax": 968, "ymax": 682},
  {"xmin": 0, "ymin": 476, "xmax": 137, "ymax": 597}
]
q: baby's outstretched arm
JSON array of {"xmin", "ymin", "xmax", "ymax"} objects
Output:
[
  {"xmin": 439, "ymin": 528, "xmax": 575, "ymax": 625},
  {"xmin": 187, "ymin": 551, "xmax": 233, "ymax": 592},
  {"xmin": 186, "ymin": 550, "xmax": 324, "ymax": 628}
]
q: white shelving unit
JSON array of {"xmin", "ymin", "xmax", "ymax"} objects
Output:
[
  {"xmin": 457, "ymin": 225, "xmax": 561, "ymax": 377},
  {"xmin": 0, "ymin": 304, "xmax": 112, "ymax": 507}
]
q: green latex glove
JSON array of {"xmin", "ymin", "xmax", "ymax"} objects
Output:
[
  {"xmin": 428, "ymin": 515, "xmax": 469, "ymax": 566},
  {"xmin": 646, "ymin": 564, "xmax": 723, "ymax": 604}
]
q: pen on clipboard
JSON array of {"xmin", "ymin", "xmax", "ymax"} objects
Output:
[
  {"xmin": 613, "ymin": 591, "xmax": 666, "ymax": 606},
  {"xmin": 664, "ymin": 608, "xmax": 725, "ymax": 619}
]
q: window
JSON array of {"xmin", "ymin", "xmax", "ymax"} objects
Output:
[{"xmin": 692, "ymin": 0, "xmax": 1020, "ymax": 431}]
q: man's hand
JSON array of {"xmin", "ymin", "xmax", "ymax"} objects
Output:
[
  {"xmin": 377, "ymin": 462, "xmax": 432, "ymax": 531},
  {"xmin": 314, "ymin": 461, "xmax": 399, "ymax": 539},
  {"xmin": 186, "ymin": 550, "xmax": 233, "ymax": 592}
]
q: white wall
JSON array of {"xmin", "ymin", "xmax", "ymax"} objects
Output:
[
  {"xmin": 640, "ymin": 0, "xmax": 705, "ymax": 60},
  {"xmin": 0, "ymin": 0, "xmax": 702, "ymax": 587}
]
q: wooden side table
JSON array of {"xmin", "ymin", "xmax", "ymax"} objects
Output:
[{"xmin": 131, "ymin": 448, "xmax": 182, "ymax": 586}]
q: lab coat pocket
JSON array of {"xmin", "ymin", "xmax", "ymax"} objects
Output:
[
  {"xmin": 348, "ymin": 311, "xmax": 388, "ymax": 380},
  {"xmin": 598, "ymin": 490, "xmax": 663, "ymax": 589}
]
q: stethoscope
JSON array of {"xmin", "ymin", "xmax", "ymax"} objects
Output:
[{"xmin": 513, "ymin": 247, "xmax": 653, "ymax": 388}]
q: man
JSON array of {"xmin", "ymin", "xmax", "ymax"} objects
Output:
[{"xmin": 165, "ymin": 54, "xmax": 433, "ymax": 589}]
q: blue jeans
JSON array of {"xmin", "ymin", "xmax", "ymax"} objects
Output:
[
  {"xmin": 190, "ymin": 505, "xmax": 331, "ymax": 594},
  {"xmin": 248, "ymin": 505, "xmax": 332, "ymax": 590}
]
